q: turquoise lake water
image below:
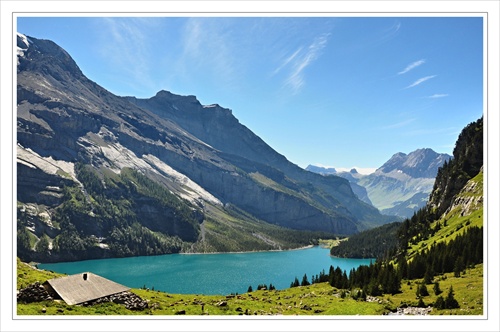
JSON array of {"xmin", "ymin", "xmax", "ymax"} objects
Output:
[{"xmin": 39, "ymin": 246, "xmax": 373, "ymax": 295}]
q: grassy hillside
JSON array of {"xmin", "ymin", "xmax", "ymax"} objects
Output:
[
  {"xmin": 17, "ymin": 258, "xmax": 62, "ymax": 290},
  {"xmin": 16, "ymin": 151, "xmax": 485, "ymax": 316},
  {"xmin": 17, "ymin": 257, "xmax": 483, "ymax": 316},
  {"xmin": 406, "ymin": 170, "xmax": 483, "ymax": 261},
  {"xmin": 381, "ymin": 264, "xmax": 483, "ymax": 315}
]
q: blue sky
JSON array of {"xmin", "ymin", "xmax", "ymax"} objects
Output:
[{"xmin": 17, "ymin": 16, "xmax": 484, "ymax": 171}]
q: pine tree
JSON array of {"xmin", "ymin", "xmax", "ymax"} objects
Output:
[
  {"xmin": 247, "ymin": 285, "xmax": 253, "ymax": 292},
  {"xmin": 423, "ymin": 267, "xmax": 434, "ymax": 284},
  {"xmin": 433, "ymin": 281, "xmax": 442, "ymax": 295},
  {"xmin": 368, "ymin": 279, "xmax": 381, "ymax": 296},
  {"xmin": 434, "ymin": 295, "xmax": 445, "ymax": 309},
  {"xmin": 342, "ymin": 271, "xmax": 349, "ymax": 289},
  {"xmin": 397, "ymin": 257, "xmax": 408, "ymax": 280},
  {"xmin": 416, "ymin": 282, "xmax": 429, "ymax": 298},
  {"xmin": 417, "ymin": 297, "xmax": 426, "ymax": 308},
  {"xmin": 445, "ymin": 286, "xmax": 459, "ymax": 309},
  {"xmin": 301, "ymin": 274, "xmax": 310, "ymax": 286},
  {"xmin": 454, "ymin": 256, "xmax": 465, "ymax": 277}
]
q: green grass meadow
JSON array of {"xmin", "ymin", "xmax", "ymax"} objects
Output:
[{"xmin": 17, "ymin": 259, "xmax": 483, "ymax": 316}]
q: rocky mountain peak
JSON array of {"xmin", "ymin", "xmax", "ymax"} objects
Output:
[
  {"xmin": 17, "ymin": 33, "xmax": 397, "ymax": 262},
  {"xmin": 17, "ymin": 34, "xmax": 83, "ymax": 78},
  {"xmin": 153, "ymin": 90, "xmax": 200, "ymax": 106},
  {"xmin": 17, "ymin": 33, "xmax": 30, "ymax": 50},
  {"xmin": 307, "ymin": 147, "xmax": 453, "ymax": 218},
  {"xmin": 377, "ymin": 148, "xmax": 451, "ymax": 178}
]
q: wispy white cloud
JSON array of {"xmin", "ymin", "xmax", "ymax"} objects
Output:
[
  {"xmin": 272, "ymin": 47, "xmax": 303, "ymax": 76},
  {"xmin": 404, "ymin": 75, "xmax": 437, "ymax": 89},
  {"xmin": 277, "ymin": 33, "xmax": 330, "ymax": 94},
  {"xmin": 391, "ymin": 21, "xmax": 402, "ymax": 34},
  {"xmin": 398, "ymin": 59, "xmax": 425, "ymax": 75},
  {"xmin": 182, "ymin": 19, "xmax": 203, "ymax": 58},
  {"xmin": 178, "ymin": 18, "xmax": 241, "ymax": 90},
  {"xmin": 96, "ymin": 17, "xmax": 163, "ymax": 93},
  {"xmin": 425, "ymin": 93, "xmax": 449, "ymax": 99}
]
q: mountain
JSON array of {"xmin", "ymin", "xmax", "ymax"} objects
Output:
[
  {"xmin": 305, "ymin": 165, "xmax": 337, "ymax": 175},
  {"xmin": 428, "ymin": 118, "xmax": 483, "ymax": 217},
  {"xmin": 329, "ymin": 117, "xmax": 483, "ymax": 301},
  {"xmin": 307, "ymin": 149, "xmax": 452, "ymax": 218},
  {"xmin": 396, "ymin": 117, "xmax": 483, "ymax": 279},
  {"xmin": 377, "ymin": 148, "xmax": 451, "ymax": 178},
  {"xmin": 16, "ymin": 33, "xmax": 394, "ymax": 263}
]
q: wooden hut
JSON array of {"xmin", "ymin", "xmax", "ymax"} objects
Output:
[{"xmin": 43, "ymin": 272, "xmax": 130, "ymax": 305}]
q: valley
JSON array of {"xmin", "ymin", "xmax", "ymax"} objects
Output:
[
  {"xmin": 15, "ymin": 31, "xmax": 484, "ymax": 319},
  {"xmin": 17, "ymin": 258, "xmax": 484, "ymax": 316},
  {"xmin": 16, "ymin": 32, "xmax": 394, "ymax": 264},
  {"xmin": 307, "ymin": 148, "xmax": 452, "ymax": 219}
]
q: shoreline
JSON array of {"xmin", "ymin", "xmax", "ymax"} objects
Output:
[
  {"xmin": 179, "ymin": 244, "xmax": 316, "ymax": 255},
  {"xmin": 35, "ymin": 245, "xmax": 320, "ymax": 266},
  {"xmin": 34, "ymin": 245, "xmax": 375, "ymax": 266}
]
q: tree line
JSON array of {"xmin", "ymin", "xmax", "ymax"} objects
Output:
[
  {"xmin": 429, "ymin": 117, "xmax": 483, "ymax": 217},
  {"xmin": 330, "ymin": 221, "xmax": 401, "ymax": 259},
  {"xmin": 289, "ymin": 224, "xmax": 481, "ymax": 309},
  {"xmin": 398, "ymin": 226, "xmax": 483, "ymax": 280},
  {"xmin": 290, "ymin": 259, "xmax": 401, "ymax": 297},
  {"xmin": 17, "ymin": 164, "xmax": 201, "ymax": 262}
]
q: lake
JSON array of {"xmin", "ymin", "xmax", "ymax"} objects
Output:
[{"xmin": 39, "ymin": 246, "xmax": 373, "ymax": 295}]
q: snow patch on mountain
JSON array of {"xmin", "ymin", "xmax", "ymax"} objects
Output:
[
  {"xmin": 81, "ymin": 130, "xmax": 222, "ymax": 206},
  {"xmin": 143, "ymin": 154, "xmax": 222, "ymax": 206},
  {"xmin": 17, "ymin": 33, "xmax": 31, "ymax": 63},
  {"xmin": 17, "ymin": 144, "xmax": 77, "ymax": 181},
  {"xmin": 17, "ymin": 33, "xmax": 31, "ymax": 48}
]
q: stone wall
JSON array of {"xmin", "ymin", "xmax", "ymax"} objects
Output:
[
  {"xmin": 17, "ymin": 282, "xmax": 53, "ymax": 303},
  {"xmin": 17, "ymin": 282, "xmax": 148, "ymax": 311},
  {"xmin": 85, "ymin": 291, "xmax": 149, "ymax": 310}
]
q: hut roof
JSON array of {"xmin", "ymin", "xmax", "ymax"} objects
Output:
[{"xmin": 44, "ymin": 272, "xmax": 130, "ymax": 305}]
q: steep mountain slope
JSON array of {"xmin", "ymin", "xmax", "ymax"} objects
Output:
[
  {"xmin": 396, "ymin": 117, "xmax": 483, "ymax": 261},
  {"xmin": 307, "ymin": 149, "xmax": 451, "ymax": 218},
  {"xmin": 304, "ymin": 167, "xmax": 372, "ymax": 206},
  {"xmin": 428, "ymin": 118, "xmax": 483, "ymax": 217},
  {"xmin": 125, "ymin": 91, "xmax": 390, "ymax": 227},
  {"xmin": 328, "ymin": 117, "xmax": 483, "ymax": 306},
  {"xmin": 16, "ymin": 33, "xmax": 393, "ymax": 262}
]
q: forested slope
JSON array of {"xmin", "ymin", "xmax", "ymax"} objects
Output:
[{"xmin": 320, "ymin": 117, "xmax": 484, "ymax": 312}]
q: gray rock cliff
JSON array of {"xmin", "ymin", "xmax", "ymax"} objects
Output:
[{"xmin": 16, "ymin": 33, "xmax": 394, "ymax": 262}]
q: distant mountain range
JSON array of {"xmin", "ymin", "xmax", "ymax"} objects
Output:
[
  {"xmin": 16, "ymin": 33, "xmax": 395, "ymax": 263},
  {"xmin": 306, "ymin": 148, "xmax": 452, "ymax": 218}
]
